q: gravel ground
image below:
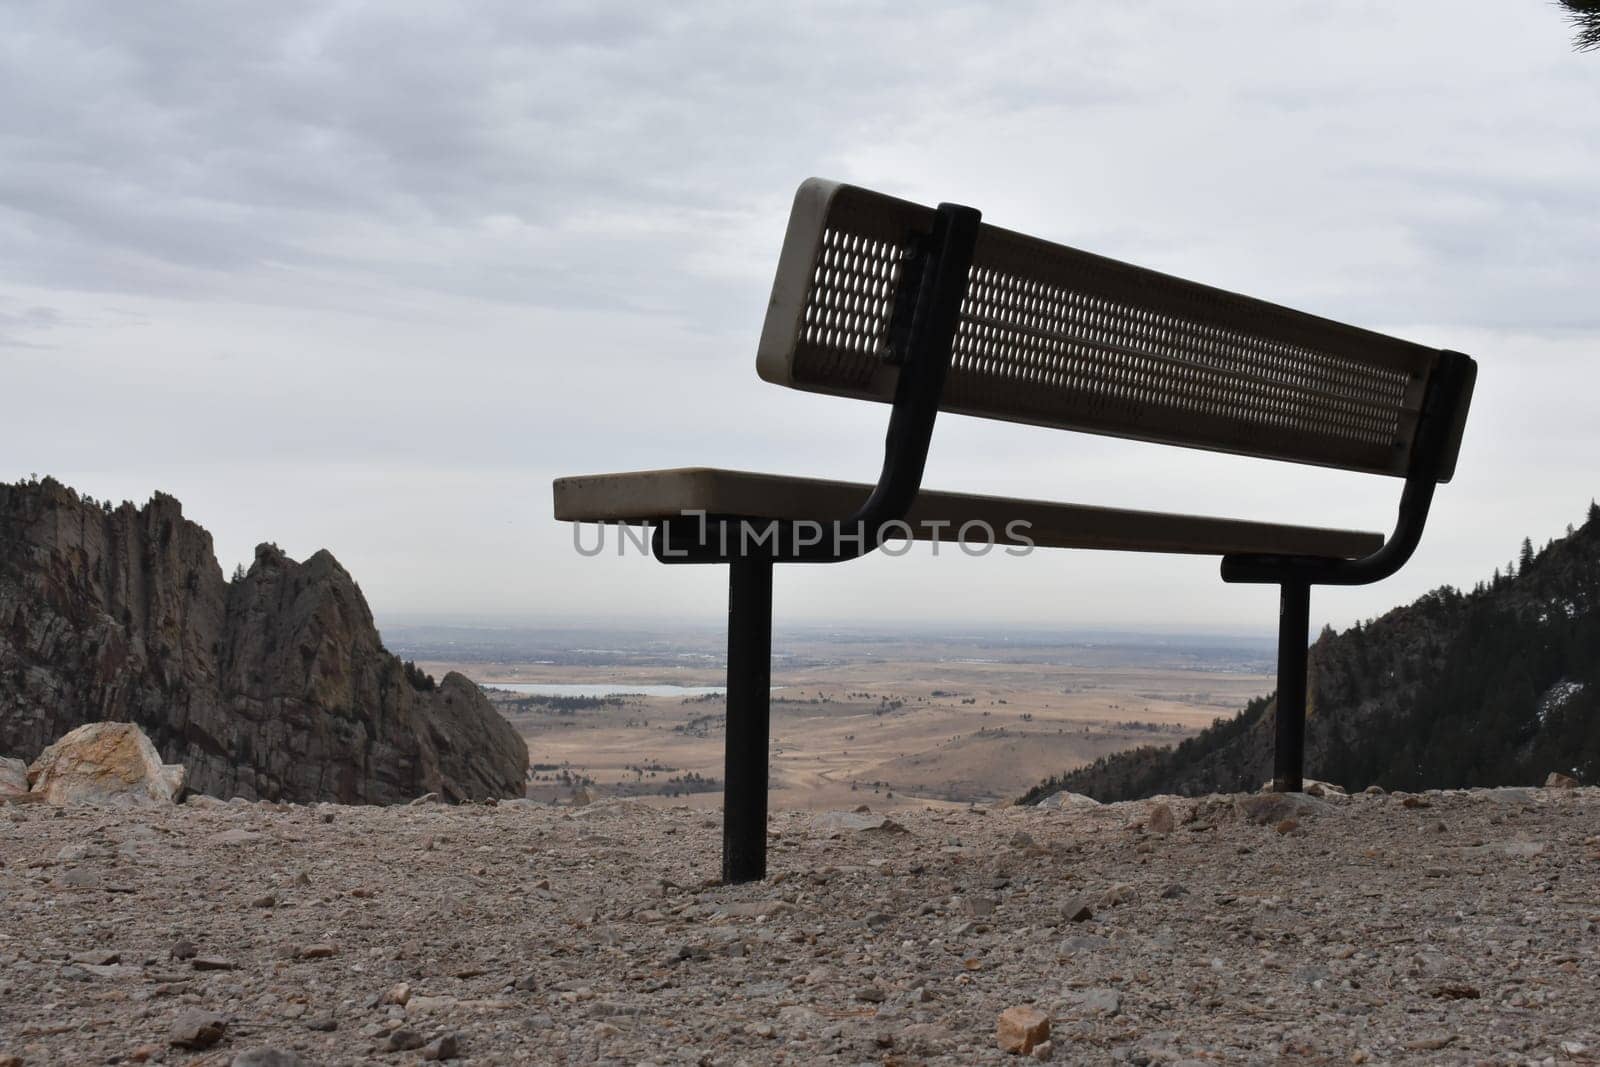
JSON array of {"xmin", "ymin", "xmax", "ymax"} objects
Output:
[{"xmin": 2, "ymin": 786, "xmax": 1598, "ymax": 1066}]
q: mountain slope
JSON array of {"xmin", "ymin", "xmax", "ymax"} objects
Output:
[
  {"xmin": 1024, "ymin": 503, "xmax": 1600, "ymax": 802},
  {"xmin": 0, "ymin": 477, "xmax": 528, "ymax": 803}
]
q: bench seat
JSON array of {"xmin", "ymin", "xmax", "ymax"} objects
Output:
[{"xmin": 554, "ymin": 467, "xmax": 1384, "ymax": 558}]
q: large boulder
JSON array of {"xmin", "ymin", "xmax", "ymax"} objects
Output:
[
  {"xmin": 27, "ymin": 722, "xmax": 185, "ymax": 806},
  {"xmin": 0, "ymin": 478, "xmax": 528, "ymax": 804}
]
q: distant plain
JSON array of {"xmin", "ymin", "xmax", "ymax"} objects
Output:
[{"xmin": 395, "ymin": 625, "xmax": 1274, "ymax": 809}]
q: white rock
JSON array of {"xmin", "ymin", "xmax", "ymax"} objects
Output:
[
  {"xmin": 1035, "ymin": 791, "xmax": 1102, "ymax": 811},
  {"xmin": 405, "ymin": 995, "xmax": 459, "ymax": 1016}
]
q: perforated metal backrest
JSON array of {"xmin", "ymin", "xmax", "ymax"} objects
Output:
[{"xmin": 757, "ymin": 180, "xmax": 1460, "ymax": 481}]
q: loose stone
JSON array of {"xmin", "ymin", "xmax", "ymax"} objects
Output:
[
  {"xmin": 169, "ymin": 1009, "xmax": 229, "ymax": 1050},
  {"xmin": 997, "ymin": 1005, "xmax": 1051, "ymax": 1055}
]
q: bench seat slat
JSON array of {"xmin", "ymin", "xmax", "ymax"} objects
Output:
[{"xmin": 554, "ymin": 468, "xmax": 1384, "ymax": 559}]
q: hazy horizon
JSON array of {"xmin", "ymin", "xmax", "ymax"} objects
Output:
[{"xmin": 376, "ymin": 615, "xmax": 1284, "ymax": 645}]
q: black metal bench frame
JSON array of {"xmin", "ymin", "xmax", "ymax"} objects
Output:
[{"xmin": 557, "ymin": 183, "xmax": 1477, "ymax": 884}]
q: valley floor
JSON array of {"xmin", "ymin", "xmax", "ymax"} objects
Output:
[
  {"xmin": 440, "ymin": 657, "xmax": 1271, "ymax": 809},
  {"xmin": 1, "ymin": 786, "xmax": 1597, "ymax": 1066}
]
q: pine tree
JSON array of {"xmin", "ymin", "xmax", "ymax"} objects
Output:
[
  {"xmin": 1521, "ymin": 537, "xmax": 1536, "ymax": 571},
  {"xmin": 1558, "ymin": 1, "xmax": 1600, "ymax": 51}
]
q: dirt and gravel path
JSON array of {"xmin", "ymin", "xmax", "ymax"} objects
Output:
[{"xmin": 2, "ymin": 785, "xmax": 1597, "ymax": 1066}]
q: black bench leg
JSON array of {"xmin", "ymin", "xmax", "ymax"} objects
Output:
[
  {"xmin": 722, "ymin": 553, "xmax": 773, "ymax": 883},
  {"xmin": 1273, "ymin": 581, "xmax": 1311, "ymax": 793}
]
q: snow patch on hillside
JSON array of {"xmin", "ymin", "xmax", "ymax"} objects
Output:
[{"xmin": 1538, "ymin": 680, "xmax": 1586, "ymax": 725}]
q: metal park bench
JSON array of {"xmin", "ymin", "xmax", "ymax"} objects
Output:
[{"xmin": 554, "ymin": 179, "xmax": 1477, "ymax": 884}]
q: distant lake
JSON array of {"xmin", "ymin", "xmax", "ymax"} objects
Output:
[{"xmin": 484, "ymin": 683, "xmax": 727, "ymax": 697}]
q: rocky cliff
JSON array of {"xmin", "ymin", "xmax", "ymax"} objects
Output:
[
  {"xmin": 1024, "ymin": 502, "xmax": 1600, "ymax": 802},
  {"xmin": 0, "ymin": 478, "xmax": 527, "ymax": 803}
]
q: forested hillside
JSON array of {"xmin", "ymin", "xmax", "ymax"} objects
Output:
[{"xmin": 1023, "ymin": 502, "xmax": 1600, "ymax": 803}]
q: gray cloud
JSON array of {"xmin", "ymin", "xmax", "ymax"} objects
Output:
[
  {"xmin": 0, "ymin": 299, "xmax": 63, "ymax": 348},
  {"xmin": 1, "ymin": 0, "xmax": 1595, "ymax": 631}
]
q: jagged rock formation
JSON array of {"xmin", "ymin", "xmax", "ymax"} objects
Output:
[
  {"xmin": 0, "ymin": 478, "xmax": 528, "ymax": 803},
  {"xmin": 1025, "ymin": 503, "xmax": 1600, "ymax": 802}
]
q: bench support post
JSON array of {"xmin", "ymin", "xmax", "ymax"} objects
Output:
[
  {"xmin": 1273, "ymin": 581, "xmax": 1310, "ymax": 793},
  {"xmin": 722, "ymin": 553, "xmax": 773, "ymax": 883}
]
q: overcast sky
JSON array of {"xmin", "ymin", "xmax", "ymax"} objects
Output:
[{"xmin": 2, "ymin": 1, "xmax": 1596, "ymax": 636}]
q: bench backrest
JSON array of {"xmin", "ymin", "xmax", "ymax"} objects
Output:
[{"xmin": 757, "ymin": 179, "xmax": 1469, "ymax": 482}]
